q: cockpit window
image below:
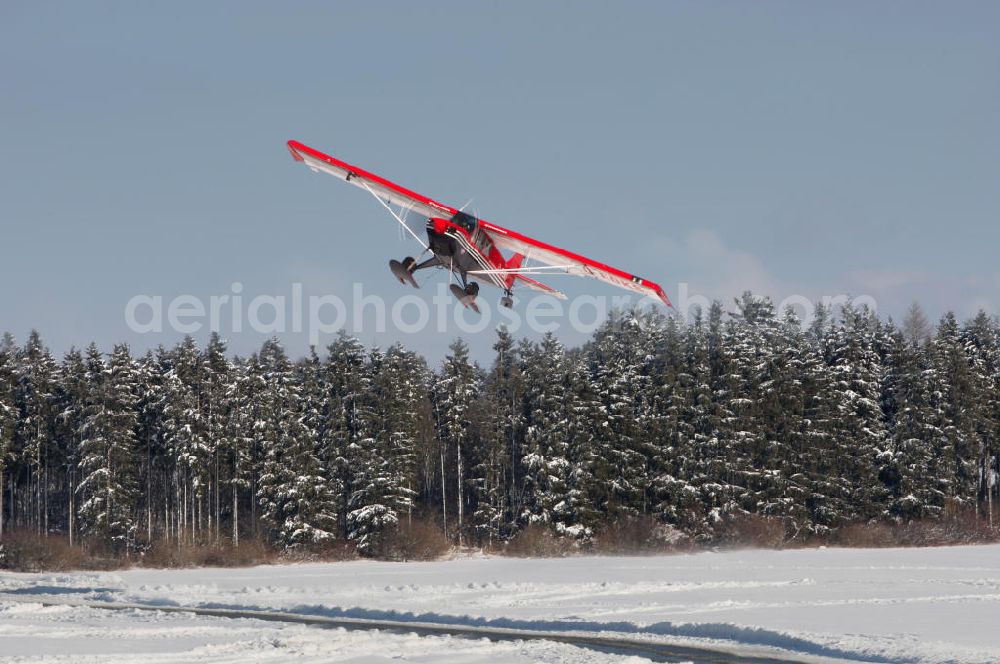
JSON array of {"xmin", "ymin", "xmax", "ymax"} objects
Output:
[{"xmin": 450, "ymin": 211, "xmax": 478, "ymax": 233}]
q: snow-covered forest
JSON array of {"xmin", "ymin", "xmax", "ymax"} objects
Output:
[{"xmin": 1, "ymin": 293, "xmax": 998, "ymax": 557}]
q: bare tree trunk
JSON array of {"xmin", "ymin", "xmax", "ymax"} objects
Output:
[
  {"xmin": 215, "ymin": 449, "xmax": 220, "ymax": 542},
  {"xmin": 147, "ymin": 443, "xmax": 152, "ymax": 543},
  {"xmin": 68, "ymin": 470, "xmax": 73, "ymax": 547},
  {"xmin": 233, "ymin": 478, "xmax": 239, "ymax": 547},
  {"xmin": 456, "ymin": 440, "xmax": 463, "ymax": 547},
  {"xmin": 182, "ymin": 477, "xmax": 187, "ymax": 544},
  {"xmin": 164, "ymin": 488, "xmax": 170, "ymax": 544},
  {"xmin": 989, "ymin": 456, "xmax": 995, "ymax": 528},
  {"xmin": 440, "ymin": 441, "xmax": 447, "ymax": 536},
  {"xmin": 43, "ymin": 457, "xmax": 48, "ymax": 537},
  {"xmin": 0, "ymin": 469, "xmax": 5, "ymax": 538}
]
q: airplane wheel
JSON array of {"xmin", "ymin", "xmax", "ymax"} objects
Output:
[
  {"xmin": 465, "ymin": 282, "xmax": 480, "ymax": 297},
  {"xmin": 500, "ymin": 296, "xmax": 513, "ymax": 309},
  {"xmin": 402, "ymin": 256, "xmax": 416, "ymax": 271},
  {"xmin": 389, "ymin": 259, "xmax": 407, "ymax": 284}
]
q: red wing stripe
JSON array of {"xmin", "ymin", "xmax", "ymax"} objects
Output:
[{"xmin": 287, "ymin": 140, "xmax": 456, "ymax": 216}]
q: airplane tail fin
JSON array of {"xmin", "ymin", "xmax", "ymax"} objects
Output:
[
  {"xmin": 506, "ymin": 253, "xmax": 525, "ymax": 270},
  {"xmin": 502, "ymin": 253, "xmax": 525, "ymax": 288}
]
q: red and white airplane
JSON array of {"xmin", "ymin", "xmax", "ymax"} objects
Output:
[{"xmin": 287, "ymin": 140, "xmax": 671, "ymax": 312}]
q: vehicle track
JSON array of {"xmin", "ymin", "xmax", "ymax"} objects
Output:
[{"xmin": 0, "ymin": 593, "xmax": 869, "ymax": 664}]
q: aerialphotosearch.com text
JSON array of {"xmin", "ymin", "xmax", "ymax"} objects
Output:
[{"xmin": 124, "ymin": 282, "xmax": 877, "ymax": 344}]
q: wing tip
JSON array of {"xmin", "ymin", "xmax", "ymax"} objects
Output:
[
  {"xmin": 287, "ymin": 139, "xmax": 304, "ymax": 162},
  {"xmin": 646, "ymin": 281, "xmax": 673, "ymax": 308}
]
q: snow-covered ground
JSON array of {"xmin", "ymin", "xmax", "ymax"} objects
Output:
[{"xmin": 2, "ymin": 544, "xmax": 1000, "ymax": 663}]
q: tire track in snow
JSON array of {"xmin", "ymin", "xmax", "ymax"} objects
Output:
[{"xmin": 0, "ymin": 593, "xmax": 868, "ymax": 664}]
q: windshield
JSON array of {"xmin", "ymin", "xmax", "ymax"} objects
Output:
[{"xmin": 450, "ymin": 211, "xmax": 478, "ymax": 233}]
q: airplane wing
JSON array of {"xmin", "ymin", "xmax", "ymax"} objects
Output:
[
  {"xmin": 289, "ymin": 139, "xmax": 671, "ymax": 307},
  {"xmin": 478, "ymin": 220, "xmax": 672, "ymax": 307},
  {"xmin": 287, "ymin": 140, "xmax": 456, "ymax": 221}
]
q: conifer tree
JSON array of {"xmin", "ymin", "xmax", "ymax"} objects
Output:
[
  {"xmin": 0, "ymin": 339, "xmax": 17, "ymax": 537},
  {"xmin": 434, "ymin": 338, "xmax": 479, "ymax": 544},
  {"xmin": 256, "ymin": 339, "xmax": 336, "ymax": 548},
  {"xmin": 202, "ymin": 332, "xmax": 233, "ymax": 541},
  {"xmin": 519, "ymin": 333, "xmax": 571, "ymax": 526},
  {"xmin": 16, "ymin": 330, "xmax": 59, "ymax": 534},
  {"xmin": 55, "ymin": 348, "xmax": 89, "ymax": 545},
  {"xmin": 588, "ymin": 311, "xmax": 652, "ymax": 517},
  {"xmin": 961, "ymin": 311, "xmax": 1000, "ymax": 518},
  {"xmin": 161, "ymin": 336, "xmax": 209, "ymax": 540},
  {"xmin": 76, "ymin": 344, "xmax": 139, "ymax": 551},
  {"xmin": 324, "ymin": 332, "xmax": 374, "ymax": 536},
  {"xmin": 473, "ymin": 326, "xmax": 522, "ymax": 544},
  {"xmin": 930, "ymin": 313, "xmax": 979, "ymax": 504},
  {"xmin": 882, "ymin": 327, "xmax": 943, "ymax": 519},
  {"xmin": 345, "ymin": 346, "xmax": 402, "ymax": 553}
]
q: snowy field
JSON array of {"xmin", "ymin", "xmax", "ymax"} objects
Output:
[{"xmin": 2, "ymin": 544, "xmax": 1000, "ymax": 663}]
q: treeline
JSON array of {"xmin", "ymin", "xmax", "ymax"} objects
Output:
[{"xmin": 0, "ymin": 293, "xmax": 998, "ymax": 557}]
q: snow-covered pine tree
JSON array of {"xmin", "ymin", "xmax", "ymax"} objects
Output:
[
  {"xmin": 768, "ymin": 306, "xmax": 819, "ymax": 536},
  {"xmin": 961, "ymin": 311, "xmax": 1000, "ymax": 520},
  {"xmin": 54, "ymin": 348, "xmax": 89, "ymax": 545},
  {"xmin": 433, "ymin": 338, "xmax": 480, "ymax": 545},
  {"xmin": 647, "ymin": 309, "xmax": 712, "ymax": 534},
  {"xmin": 201, "ymin": 332, "xmax": 233, "ymax": 541},
  {"xmin": 324, "ymin": 331, "xmax": 374, "ymax": 537},
  {"xmin": 377, "ymin": 344, "xmax": 425, "ymax": 523},
  {"xmin": 346, "ymin": 344, "xmax": 425, "ymax": 554},
  {"xmin": 131, "ymin": 350, "xmax": 166, "ymax": 544},
  {"xmin": 76, "ymin": 344, "xmax": 139, "ymax": 552},
  {"xmin": 587, "ymin": 310, "xmax": 653, "ymax": 518},
  {"xmin": 519, "ymin": 333, "xmax": 571, "ymax": 527},
  {"xmin": 930, "ymin": 313, "xmax": 979, "ymax": 506},
  {"xmin": 15, "ymin": 330, "xmax": 59, "ymax": 534},
  {"xmin": 647, "ymin": 312, "xmax": 692, "ymax": 527},
  {"xmin": 724, "ymin": 292, "xmax": 785, "ymax": 521},
  {"xmin": 160, "ymin": 336, "xmax": 209, "ymax": 541},
  {"xmin": 689, "ymin": 301, "xmax": 740, "ymax": 535},
  {"xmin": 0, "ymin": 338, "xmax": 17, "ymax": 537},
  {"xmin": 882, "ymin": 325, "xmax": 944, "ymax": 520},
  {"xmin": 472, "ymin": 326, "xmax": 522, "ymax": 544},
  {"xmin": 225, "ymin": 354, "xmax": 261, "ymax": 545},
  {"xmin": 256, "ymin": 338, "xmax": 336, "ymax": 549},
  {"xmin": 556, "ymin": 353, "xmax": 601, "ymax": 539},
  {"xmin": 821, "ymin": 303, "xmax": 888, "ymax": 526}
]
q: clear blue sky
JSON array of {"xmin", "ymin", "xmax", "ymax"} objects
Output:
[{"xmin": 2, "ymin": 1, "xmax": 997, "ymax": 363}]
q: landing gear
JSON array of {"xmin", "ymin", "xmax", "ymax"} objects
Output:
[
  {"xmin": 450, "ymin": 281, "xmax": 481, "ymax": 313},
  {"xmin": 389, "ymin": 256, "xmax": 419, "ymax": 288},
  {"xmin": 500, "ymin": 289, "xmax": 514, "ymax": 309}
]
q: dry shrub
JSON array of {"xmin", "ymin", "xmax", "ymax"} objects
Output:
[
  {"xmin": 0, "ymin": 531, "xmax": 90, "ymax": 572},
  {"xmin": 280, "ymin": 539, "xmax": 357, "ymax": 563},
  {"xmin": 835, "ymin": 502, "xmax": 1000, "ymax": 548},
  {"xmin": 594, "ymin": 516, "xmax": 690, "ymax": 555},
  {"xmin": 833, "ymin": 522, "xmax": 893, "ymax": 548},
  {"xmin": 140, "ymin": 538, "xmax": 278, "ymax": 568},
  {"xmin": 719, "ymin": 513, "xmax": 787, "ymax": 548},
  {"xmin": 503, "ymin": 524, "xmax": 570, "ymax": 558},
  {"xmin": 380, "ymin": 518, "xmax": 450, "ymax": 561}
]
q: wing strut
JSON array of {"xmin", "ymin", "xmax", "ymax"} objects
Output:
[
  {"xmin": 468, "ymin": 265, "xmax": 575, "ymax": 276},
  {"xmin": 360, "ymin": 181, "xmax": 429, "ymax": 250}
]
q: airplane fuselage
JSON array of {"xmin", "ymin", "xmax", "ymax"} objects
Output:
[{"xmin": 425, "ymin": 212, "xmax": 510, "ymax": 292}]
